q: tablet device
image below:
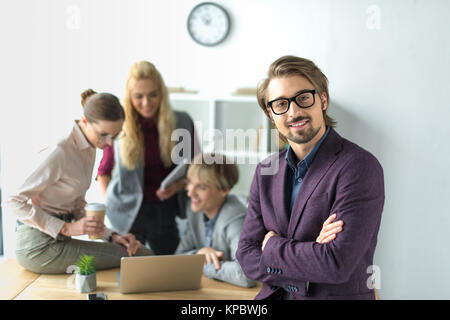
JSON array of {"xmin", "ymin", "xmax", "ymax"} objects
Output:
[{"xmin": 160, "ymin": 158, "xmax": 190, "ymax": 189}]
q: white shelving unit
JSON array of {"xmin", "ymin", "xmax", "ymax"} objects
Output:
[{"xmin": 170, "ymin": 93, "xmax": 275, "ymax": 197}]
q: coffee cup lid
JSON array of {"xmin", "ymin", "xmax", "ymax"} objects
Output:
[{"xmin": 85, "ymin": 203, "xmax": 106, "ymax": 211}]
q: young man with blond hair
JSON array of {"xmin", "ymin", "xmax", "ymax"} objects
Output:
[{"xmin": 175, "ymin": 153, "xmax": 256, "ymax": 288}]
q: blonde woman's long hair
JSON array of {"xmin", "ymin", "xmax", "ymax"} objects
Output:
[{"xmin": 120, "ymin": 61, "xmax": 176, "ymax": 169}]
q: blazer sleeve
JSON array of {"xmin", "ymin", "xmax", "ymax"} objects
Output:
[
  {"xmin": 260, "ymin": 152, "xmax": 385, "ymax": 285},
  {"xmin": 203, "ymin": 219, "xmax": 257, "ymax": 288}
]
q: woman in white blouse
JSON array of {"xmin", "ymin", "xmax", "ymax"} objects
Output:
[{"xmin": 5, "ymin": 89, "xmax": 152, "ymax": 274}]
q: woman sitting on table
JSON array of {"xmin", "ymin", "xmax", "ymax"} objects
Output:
[
  {"xmin": 5, "ymin": 89, "xmax": 152, "ymax": 274},
  {"xmin": 97, "ymin": 61, "xmax": 198, "ymax": 255}
]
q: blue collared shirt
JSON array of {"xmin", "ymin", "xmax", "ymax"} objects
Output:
[
  {"xmin": 203, "ymin": 212, "xmax": 220, "ymax": 248},
  {"xmin": 285, "ymin": 127, "xmax": 330, "ymax": 213}
]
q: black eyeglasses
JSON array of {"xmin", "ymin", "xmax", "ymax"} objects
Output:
[{"xmin": 267, "ymin": 89, "xmax": 317, "ymax": 115}]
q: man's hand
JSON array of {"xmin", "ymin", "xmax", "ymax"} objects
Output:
[
  {"xmin": 156, "ymin": 179, "xmax": 187, "ymax": 201},
  {"xmin": 196, "ymin": 247, "xmax": 225, "ymax": 270},
  {"xmin": 60, "ymin": 216, "xmax": 105, "ymax": 237},
  {"xmin": 262, "ymin": 231, "xmax": 279, "ymax": 251},
  {"xmin": 316, "ymin": 213, "xmax": 344, "ymax": 244},
  {"xmin": 111, "ymin": 233, "xmax": 143, "ymax": 256}
]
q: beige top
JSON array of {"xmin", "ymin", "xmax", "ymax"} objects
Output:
[{"xmin": 6, "ymin": 122, "xmax": 113, "ymax": 240}]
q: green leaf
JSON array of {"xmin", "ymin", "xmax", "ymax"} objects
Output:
[{"xmin": 75, "ymin": 254, "xmax": 96, "ymax": 275}]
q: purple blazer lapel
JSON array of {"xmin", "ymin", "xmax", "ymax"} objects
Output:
[
  {"xmin": 287, "ymin": 129, "xmax": 343, "ymax": 238},
  {"xmin": 272, "ymin": 158, "xmax": 290, "ymax": 236}
]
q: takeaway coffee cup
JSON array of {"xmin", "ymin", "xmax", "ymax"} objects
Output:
[{"xmin": 85, "ymin": 203, "xmax": 106, "ymax": 240}]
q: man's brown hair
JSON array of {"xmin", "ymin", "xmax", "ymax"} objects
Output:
[{"xmin": 256, "ymin": 55, "xmax": 336, "ymax": 128}]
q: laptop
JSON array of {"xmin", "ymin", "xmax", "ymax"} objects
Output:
[{"xmin": 118, "ymin": 254, "xmax": 205, "ymax": 294}]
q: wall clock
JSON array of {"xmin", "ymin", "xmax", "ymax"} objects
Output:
[{"xmin": 187, "ymin": 2, "xmax": 231, "ymax": 47}]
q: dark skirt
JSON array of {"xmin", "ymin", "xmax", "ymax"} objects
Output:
[{"xmin": 129, "ymin": 197, "xmax": 180, "ymax": 255}]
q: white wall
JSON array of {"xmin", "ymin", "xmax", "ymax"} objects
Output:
[{"xmin": 1, "ymin": 0, "xmax": 449, "ymax": 299}]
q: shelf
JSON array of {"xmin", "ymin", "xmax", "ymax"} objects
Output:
[{"xmin": 168, "ymin": 92, "xmax": 273, "ymax": 197}]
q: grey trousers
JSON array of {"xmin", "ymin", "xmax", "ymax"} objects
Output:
[{"xmin": 15, "ymin": 223, "xmax": 153, "ymax": 274}]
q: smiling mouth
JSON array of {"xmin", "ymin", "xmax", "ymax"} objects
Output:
[{"xmin": 288, "ymin": 119, "xmax": 309, "ymax": 128}]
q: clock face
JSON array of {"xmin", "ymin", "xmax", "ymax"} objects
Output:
[{"xmin": 187, "ymin": 2, "xmax": 231, "ymax": 47}]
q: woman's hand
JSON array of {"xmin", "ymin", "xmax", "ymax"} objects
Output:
[
  {"xmin": 111, "ymin": 233, "xmax": 143, "ymax": 256},
  {"xmin": 156, "ymin": 179, "xmax": 187, "ymax": 201},
  {"xmin": 60, "ymin": 216, "xmax": 105, "ymax": 237},
  {"xmin": 316, "ymin": 213, "xmax": 344, "ymax": 244}
]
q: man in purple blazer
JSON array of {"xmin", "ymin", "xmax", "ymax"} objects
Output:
[{"xmin": 236, "ymin": 55, "xmax": 385, "ymax": 300}]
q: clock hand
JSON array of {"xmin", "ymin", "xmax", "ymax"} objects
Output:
[{"xmin": 203, "ymin": 16, "xmax": 211, "ymax": 25}]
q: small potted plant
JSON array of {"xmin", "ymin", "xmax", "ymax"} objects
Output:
[{"xmin": 75, "ymin": 254, "xmax": 97, "ymax": 293}]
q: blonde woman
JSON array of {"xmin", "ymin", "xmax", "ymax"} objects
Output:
[
  {"xmin": 97, "ymin": 61, "xmax": 198, "ymax": 255},
  {"xmin": 5, "ymin": 90, "xmax": 152, "ymax": 274}
]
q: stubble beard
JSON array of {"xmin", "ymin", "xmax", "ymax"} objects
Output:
[{"xmin": 282, "ymin": 120, "xmax": 321, "ymax": 145}]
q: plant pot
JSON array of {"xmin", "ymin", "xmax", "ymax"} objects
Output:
[{"xmin": 76, "ymin": 273, "xmax": 97, "ymax": 293}]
